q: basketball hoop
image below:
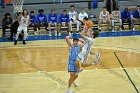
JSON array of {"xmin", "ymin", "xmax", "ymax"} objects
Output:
[{"xmin": 11, "ymin": 0, "xmax": 24, "ymax": 13}]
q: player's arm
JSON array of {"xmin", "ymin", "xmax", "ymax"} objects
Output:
[
  {"xmin": 99, "ymin": 12, "xmax": 102, "ymax": 20},
  {"xmin": 79, "ymin": 39, "xmax": 85, "ymax": 51},
  {"xmin": 107, "ymin": 12, "xmax": 110, "ymax": 20},
  {"xmin": 65, "ymin": 36, "xmax": 72, "ymax": 47},
  {"xmin": 80, "ymin": 29, "xmax": 89, "ymax": 40}
]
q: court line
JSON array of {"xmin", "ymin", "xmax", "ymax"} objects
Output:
[
  {"xmin": 134, "ymin": 68, "xmax": 140, "ymax": 78},
  {"xmin": 6, "ymin": 49, "xmax": 63, "ymax": 93},
  {"xmin": 38, "ymin": 71, "xmax": 60, "ymax": 93},
  {"xmin": 114, "ymin": 52, "xmax": 139, "ymax": 93}
]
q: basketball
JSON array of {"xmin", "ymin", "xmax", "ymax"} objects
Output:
[{"xmin": 86, "ymin": 20, "xmax": 93, "ymax": 28}]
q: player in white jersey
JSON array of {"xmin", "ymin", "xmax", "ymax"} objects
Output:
[
  {"xmin": 111, "ymin": 7, "xmax": 122, "ymax": 31},
  {"xmin": 75, "ymin": 17, "xmax": 100, "ymax": 69},
  {"xmin": 99, "ymin": 7, "xmax": 111, "ymax": 31},
  {"xmin": 76, "ymin": 30, "xmax": 100, "ymax": 68},
  {"xmin": 14, "ymin": 9, "xmax": 30, "ymax": 45},
  {"xmin": 68, "ymin": 5, "xmax": 80, "ymax": 34}
]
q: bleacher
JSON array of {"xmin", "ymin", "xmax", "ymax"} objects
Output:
[{"xmin": 0, "ymin": 0, "xmax": 140, "ymax": 31}]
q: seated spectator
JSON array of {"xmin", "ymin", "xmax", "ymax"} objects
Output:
[
  {"xmin": 36, "ymin": 9, "xmax": 47, "ymax": 31},
  {"xmin": 48, "ymin": 9, "xmax": 58, "ymax": 36},
  {"xmin": 111, "ymin": 7, "xmax": 122, "ymax": 31},
  {"xmin": 2, "ymin": 13, "xmax": 13, "ymax": 37},
  {"xmin": 78, "ymin": 8, "xmax": 88, "ymax": 27},
  {"xmin": 68, "ymin": 5, "xmax": 80, "ymax": 33},
  {"xmin": 131, "ymin": 6, "xmax": 140, "ymax": 31},
  {"xmin": 121, "ymin": 7, "xmax": 131, "ymax": 30},
  {"xmin": 99, "ymin": 7, "xmax": 111, "ymax": 31},
  {"xmin": 58, "ymin": 10, "xmax": 70, "ymax": 36},
  {"xmin": 29, "ymin": 11, "xmax": 38, "ymax": 35}
]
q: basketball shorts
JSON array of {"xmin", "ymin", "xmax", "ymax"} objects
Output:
[{"xmin": 68, "ymin": 60, "xmax": 78, "ymax": 72}]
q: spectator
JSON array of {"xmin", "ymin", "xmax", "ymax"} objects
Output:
[
  {"xmin": 2, "ymin": 13, "xmax": 13, "ymax": 37},
  {"xmin": 36, "ymin": 9, "xmax": 47, "ymax": 31},
  {"xmin": 121, "ymin": 7, "xmax": 131, "ymax": 30},
  {"xmin": 111, "ymin": 7, "xmax": 122, "ymax": 31},
  {"xmin": 29, "ymin": 11, "xmax": 38, "ymax": 35},
  {"xmin": 48, "ymin": 9, "xmax": 58, "ymax": 36},
  {"xmin": 131, "ymin": 6, "xmax": 140, "ymax": 31},
  {"xmin": 58, "ymin": 10, "xmax": 70, "ymax": 36},
  {"xmin": 99, "ymin": 7, "xmax": 111, "ymax": 31},
  {"xmin": 78, "ymin": 8, "xmax": 88, "ymax": 30},
  {"xmin": 68, "ymin": 5, "xmax": 80, "ymax": 33}
]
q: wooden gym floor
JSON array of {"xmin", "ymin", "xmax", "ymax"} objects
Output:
[{"xmin": 0, "ymin": 36, "xmax": 140, "ymax": 93}]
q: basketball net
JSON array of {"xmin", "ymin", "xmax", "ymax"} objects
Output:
[{"xmin": 11, "ymin": 0, "xmax": 24, "ymax": 13}]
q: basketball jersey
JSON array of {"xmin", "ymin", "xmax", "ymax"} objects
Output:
[
  {"xmin": 82, "ymin": 37, "xmax": 95, "ymax": 55},
  {"xmin": 78, "ymin": 12, "xmax": 88, "ymax": 20},
  {"xmin": 112, "ymin": 11, "xmax": 120, "ymax": 20},
  {"xmin": 69, "ymin": 11, "xmax": 77, "ymax": 21},
  {"xmin": 101, "ymin": 11, "xmax": 108, "ymax": 22},
  {"xmin": 77, "ymin": 36, "xmax": 94, "ymax": 64},
  {"xmin": 19, "ymin": 15, "xmax": 29, "ymax": 27},
  {"xmin": 69, "ymin": 45, "xmax": 81, "ymax": 62}
]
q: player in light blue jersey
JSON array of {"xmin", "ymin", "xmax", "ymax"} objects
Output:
[{"xmin": 66, "ymin": 36, "xmax": 85, "ymax": 93}]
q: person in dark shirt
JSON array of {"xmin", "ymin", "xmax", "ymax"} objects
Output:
[
  {"xmin": 36, "ymin": 9, "xmax": 47, "ymax": 31},
  {"xmin": 131, "ymin": 6, "xmax": 140, "ymax": 31},
  {"xmin": 2, "ymin": 13, "xmax": 13, "ymax": 37},
  {"xmin": 121, "ymin": 8, "xmax": 131, "ymax": 30},
  {"xmin": 29, "ymin": 11, "xmax": 38, "ymax": 35}
]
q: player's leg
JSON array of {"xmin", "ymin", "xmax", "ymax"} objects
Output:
[
  {"xmin": 111, "ymin": 20, "xmax": 115, "ymax": 32},
  {"xmin": 67, "ymin": 61, "xmax": 79, "ymax": 93},
  {"xmin": 54, "ymin": 23, "xmax": 57, "ymax": 36},
  {"xmin": 48, "ymin": 23, "xmax": 52, "ymax": 36},
  {"xmin": 119, "ymin": 19, "xmax": 122, "ymax": 31},
  {"xmin": 76, "ymin": 20, "xmax": 80, "ymax": 32},
  {"xmin": 127, "ymin": 18, "xmax": 131, "ymax": 29},
  {"xmin": 58, "ymin": 23, "xmax": 61, "ymax": 36},
  {"xmin": 107, "ymin": 19, "xmax": 111, "ymax": 30},
  {"xmin": 14, "ymin": 26, "xmax": 22, "ymax": 45},
  {"xmin": 22, "ymin": 26, "xmax": 28, "ymax": 45},
  {"xmin": 131, "ymin": 18, "xmax": 136, "ymax": 30},
  {"xmin": 66, "ymin": 23, "xmax": 71, "ymax": 36},
  {"xmin": 98, "ymin": 20, "xmax": 102, "ymax": 31},
  {"xmin": 70, "ymin": 21, "xmax": 73, "ymax": 32},
  {"xmin": 67, "ymin": 72, "xmax": 78, "ymax": 93},
  {"xmin": 81, "ymin": 51, "xmax": 100, "ymax": 67}
]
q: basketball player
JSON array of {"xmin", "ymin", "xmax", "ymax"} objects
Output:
[
  {"xmin": 48, "ymin": 9, "xmax": 58, "ymax": 36},
  {"xmin": 111, "ymin": 7, "xmax": 122, "ymax": 31},
  {"xmin": 14, "ymin": 9, "xmax": 30, "ymax": 45},
  {"xmin": 58, "ymin": 10, "xmax": 70, "ymax": 36},
  {"xmin": 99, "ymin": 7, "xmax": 111, "ymax": 31},
  {"xmin": 76, "ymin": 17, "xmax": 100, "ymax": 68},
  {"xmin": 68, "ymin": 5, "xmax": 80, "ymax": 33},
  {"xmin": 66, "ymin": 36, "xmax": 85, "ymax": 93}
]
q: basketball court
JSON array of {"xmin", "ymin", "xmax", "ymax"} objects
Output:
[
  {"xmin": 0, "ymin": 0, "xmax": 140, "ymax": 93},
  {"xmin": 0, "ymin": 35, "xmax": 140, "ymax": 93}
]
